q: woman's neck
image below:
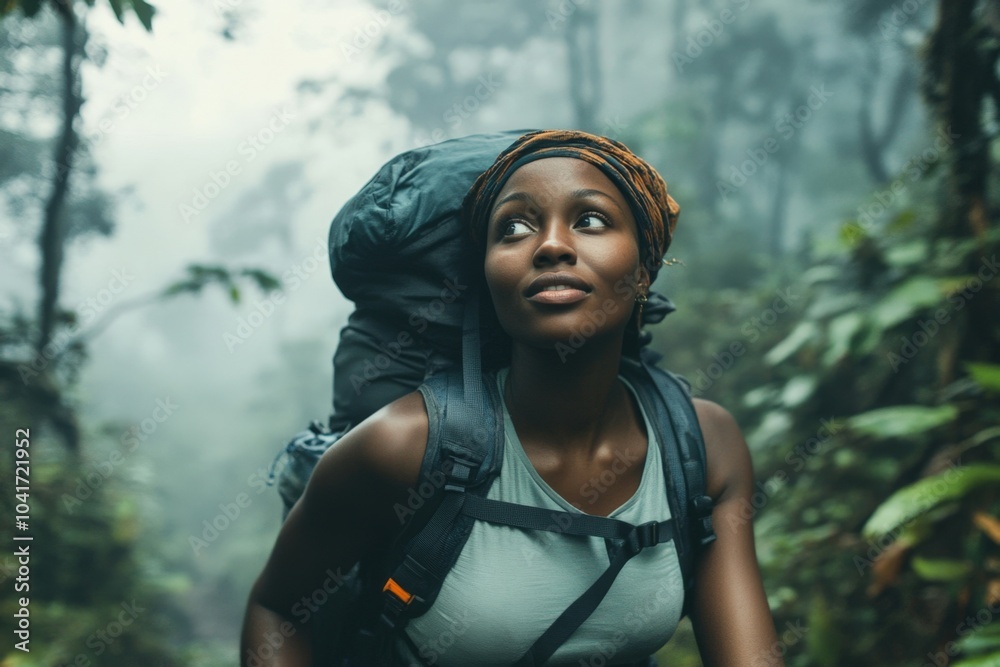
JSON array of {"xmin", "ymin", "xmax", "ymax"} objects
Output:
[{"xmin": 502, "ymin": 334, "xmax": 630, "ymax": 458}]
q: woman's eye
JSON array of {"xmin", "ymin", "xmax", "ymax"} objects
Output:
[
  {"xmin": 502, "ymin": 220, "xmax": 531, "ymax": 236},
  {"xmin": 577, "ymin": 213, "xmax": 609, "ymax": 229}
]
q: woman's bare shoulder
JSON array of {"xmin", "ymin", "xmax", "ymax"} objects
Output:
[
  {"xmin": 251, "ymin": 391, "xmax": 431, "ymax": 612},
  {"xmin": 303, "ymin": 390, "xmax": 430, "ymax": 525},
  {"xmin": 354, "ymin": 389, "xmax": 431, "ymax": 487},
  {"xmin": 691, "ymin": 398, "xmax": 753, "ymax": 503}
]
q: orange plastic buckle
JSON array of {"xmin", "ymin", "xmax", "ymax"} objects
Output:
[{"xmin": 382, "ymin": 577, "xmax": 414, "ymax": 605}]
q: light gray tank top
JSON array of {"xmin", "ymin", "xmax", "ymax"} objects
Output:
[{"xmin": 397, "ymin": 367, "xmax": 685, "ymax": 666}]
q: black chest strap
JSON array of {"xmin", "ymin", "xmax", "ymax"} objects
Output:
[
  {"xmin": 461, "ymin": 495, "xmax": 675, "ymax": 666},
  {"xmin": 381, "ymin": 490, "xmax": 675, "ymax": 666}
]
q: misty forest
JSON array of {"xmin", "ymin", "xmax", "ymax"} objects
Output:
[{"xmin": 1, "ymin": 0, "xmax": 1000, "ymax": 665}]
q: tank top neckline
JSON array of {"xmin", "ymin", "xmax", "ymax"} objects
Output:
[{"xmin": 494, "ymin": 366, "xmax": 658, "ymax": 519}]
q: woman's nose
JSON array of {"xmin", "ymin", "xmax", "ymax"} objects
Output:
[{"xmin": 532, "ymin": 219, "xmax": 577, "ymax": 266}]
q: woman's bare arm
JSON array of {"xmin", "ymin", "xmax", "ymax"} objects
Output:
[
  {"xmin": 689, "ymin": 399, "xmax": 783, "ymax": 667},
  {"xmin": 240, "ymin": 391, "xmax": 428, "ymax": 666}
]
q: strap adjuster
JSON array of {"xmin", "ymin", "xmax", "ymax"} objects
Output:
[
  {"xmin": 691, "ymin": 494, "xmax": 713, "ymax": 516},
  {"xmin": 380, "ymin": 576, "xmax": 423, "ymax": 631},
  {"xmin": 382, "ymin": 577, "xmax": 414, "ymax": 605},
  {"xmin": 443, "ymin": 456, "xmax": 479, "ymax": 493},
  {"xmin": 625, "ymin": 521, "xmax": 660, "ymax": 557},
  {"xmin": 691, "ymin": 495, "xmax": 717, "ymax": 546}
]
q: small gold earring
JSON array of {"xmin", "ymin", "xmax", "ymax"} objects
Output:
[
  {"xmin": 662, "ymin": 257, "xmax": 685, "ymax": 268},
  {"xmin": 635, "ymin": 292, "xmax": 648, "ymax": 304}
]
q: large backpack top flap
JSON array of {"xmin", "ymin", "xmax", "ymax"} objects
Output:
[{"xmin": 328, "ymin": 130, "xmax": 530, "ymax": 335}]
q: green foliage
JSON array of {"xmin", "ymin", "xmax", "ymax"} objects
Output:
[
  {"xmin": 106, "ymin": 0, "xmax": 154, "ymax": 30},
  {"xmin": 1, "ymin": 0, "xmax": 156, "ymax": 31},
  {"xmin": 161, "ymin": 264, "xmax": 283, "ymax": 304},
  {"xmin": 656, "ymin": 141, "xmax": 1000, "ymax": 665},
  {"xmin": 967, "ymin": 363, "xmax": 1000, "ymax": 393},
  {"xmin": 863, "ymin": 465, "xmax": 1000, "ymax": 539},
  {"xmin": 846, "ymin": 404, "xmax": 959, "ymax": 440},
  {"xmin": 2, "ymin": 1, "xmax": 996, "ymax": 665},
  {"xmin": 872, "ymin": 275, "xmax": 947, "ymax": 329},
  {"xmin": 0, "ymin": 13, "xmax": 117, "ymax": 246},
  {"xmin": 0, "ymin": 400, "xmax": 191, "ymax": 665},
  {"xmin": 910, "ymin": 556, "xmax": 972, "ymax": 582},
  {"xmin": 954, "ymin": 625, "xmax": 1000, "ymax": 666}
]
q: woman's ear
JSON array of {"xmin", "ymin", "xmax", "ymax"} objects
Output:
[{"xmin": 637, "ymin": 265, "xmax": 650, "ymax": 296}]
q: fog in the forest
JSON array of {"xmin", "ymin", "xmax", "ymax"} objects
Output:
[{"xmin": 5, "ymin": 1, "xmax": 999, "ymax": 665}]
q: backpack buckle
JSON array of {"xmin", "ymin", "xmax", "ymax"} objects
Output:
[
  {"xmin": 625, "ymin": 521, "xmax": 660, "ymax": 557},
  {"xmin": 691, "ymin": 494, "xmax": 717, "ymax": 546},
  {"xmin": 379, "ymin": 576, "xmax": 424, "ymax": 631},
  {"xmin": 378, "ymin": 553, "xmax": 434, "ymax": 633},
  {"xmin": 443, "ymin": 456, "xmax": 479, "ymax": 493}
]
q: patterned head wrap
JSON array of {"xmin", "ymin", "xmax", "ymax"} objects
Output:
[{"xmin": 462, "ymin": 129, "xmax": 680, "ymax": 284}]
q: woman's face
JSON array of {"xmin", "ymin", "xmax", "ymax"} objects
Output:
[{"xmin": 483, "ymin": 157, "xmax": 648, "ymax": 352}]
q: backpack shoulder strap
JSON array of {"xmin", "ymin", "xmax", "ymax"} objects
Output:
[
  {"xmin": 619, "ymin": 358, "xmax": 717, "ymax": 616},
  {"xmin": 375, "ymin": 295, "xmax": 505, "ymax": 640}
]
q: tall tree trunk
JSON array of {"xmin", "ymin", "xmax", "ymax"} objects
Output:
[
  {"xmin": 36, "ymin": 0, "xmax": 83, "ymax": 356},
  {"xmin": 923, "ymin": 0, "xmax": 1000, "ymax": 379},
  {"xmin": 923, "ymin": 0, "xmax": 993, "ymax": 239}
]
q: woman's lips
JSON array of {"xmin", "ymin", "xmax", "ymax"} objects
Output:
[{"xmin": 525, "ymin": 288, "xmax": 590, "ymax": 304}]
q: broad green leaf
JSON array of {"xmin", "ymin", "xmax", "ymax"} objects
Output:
[
  {"xmin": 965, "ymin": 427, "xmax": 1000, "ymax": 452},
  {"xmin": 806, "ymin": 292, "xmax": 861, "ymax": 319},
  {"xmin": 873, "ymin": 276, "xmax": 944, "ymax": 329},
  {"xmin": 155, "ymin": 573, "xmax": 193, "ymax": 595},
  {"xmin": 128, "ymin": 0, "xmax": 156, "ymax": 31},
  {"xmin": 911, "ymin": 556, "xmax": 971, "ymax": 581},
  {"xmin": 953, "ymin": 653, "xmax": 1000, "ymax": 667},
  {"xmin": 189, "ymin": 264, "xmax": 230, "ymax": 281},
  {"xmin": 765, "ymin": 321, "xmax": 818, "ymax": 366},
  {"xmin": 956, "ymin": 625, "xmax": 1000, "ymax": 655},
  {"xmin": 885, "ymin": 238, "xmax": 928, "ymax": 268},
  {"xmin": 823, "ymin": 311, "xmax": 864, "ymax": 367},
  {"xmin": 743, "ymin": 386, "xmax": 778, "ymax": 409},
  {"xmin": 161, "ymin": 280, "xmax": 203, "ymax": 297},
  {"xmin": 847, "ymin": 404, "xmax": 958, "ymax": 439},
  {"xmin": 863, "ymin": 464, "xmax": 1000, "ymax": 538},
  {"xmin": 802, "ymin": 265, "xmax": 840, "ymax": 285},
  {"xmin": 109, "ymin": 0, "xmax": 125, "ymax": 23},
  {"xmin": 967, "ymin": 363, "xmax": 1000, "ymax": 392},
  {"xmin": 160, "ymin": 264, "xmax": 272, "ymax": 303},
  {"xmin": 241, "ymin": 268, "xmax": 282, "ymax": 292},
  {"xmin": 781, "ymin": 375, "xmax": 816, "ymax": 408},
  {"xmin": 766, "ymin": 586, "xmax": 798, "ymax": 609},
  {"xmin": 748, "ymin": 411, "xmax": 792, "ymax": 449}
]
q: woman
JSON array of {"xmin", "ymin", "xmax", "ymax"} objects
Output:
[{"xmin": 242, "ymin": 130, "xmax": 781, "ymax": 666}]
